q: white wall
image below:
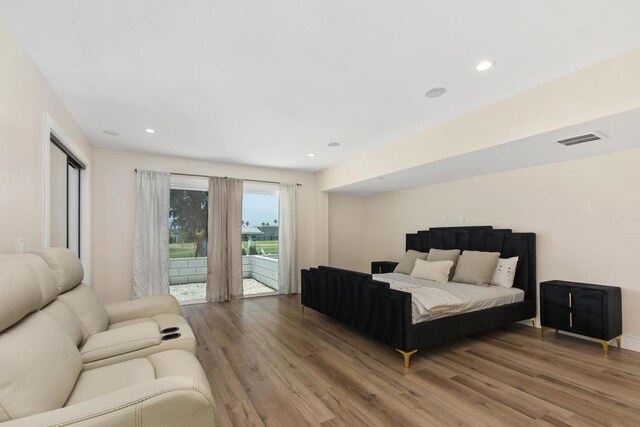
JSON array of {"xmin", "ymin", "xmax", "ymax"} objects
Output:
[
  {"xmin": 328, "ymin": 193, "xmax": 365, "ymax": 271},
  {"xmin": 314, "ymin": 190, "xmax": 330, "ymax": 266},
  {"xmin": 93, "ymin": 148, "xmax": 327, "ymax": 303},
  {"xmin": 0, "ymin": 19, "xmax": 93, "ymax": 256},
  {"xmin": 328, "ymin": 148, "xmax": 640, "ymax": 348}
]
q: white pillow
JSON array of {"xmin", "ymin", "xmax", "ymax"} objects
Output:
[
  {"xmin": 491, "ymin": 257, "xmax": 519, "ymax": 288},
  {"xmin": 410, "ymin": 259, "xmax": 454, "ymax": 284}
]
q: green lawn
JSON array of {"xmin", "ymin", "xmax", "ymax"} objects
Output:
[{"xmin": 169, "ymin": 242, "xmax": 196, "ymax": 258}]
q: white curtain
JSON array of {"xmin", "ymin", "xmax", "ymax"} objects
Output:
[
  {"xmin": 278, "ymin": 183, "xmax": 297, "ymax": 294},
  {"xmin": 207, "ymin": 177, "xmax": 244, "ymax": 302},
  {"xmin": 132, "ymin": 170, "xmax": 170, "ymax": 299}
]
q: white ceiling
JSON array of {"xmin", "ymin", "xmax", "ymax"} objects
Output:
[
  {"xmin": 332, "ymin": 108, "xmax": 640, "ymax": 196},
  {"xmin": 3, "ymin": 1, "xmax": 640, "ymax": 172}
]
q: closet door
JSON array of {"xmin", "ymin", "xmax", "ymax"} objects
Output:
[
  {"xmin": 49, "ymin": 138, "xmax": 84, "ymax": 255},
  {"xmin": 68, "ymin": 163, "xmax": 81, "ymax": 255},
  {"xmin": 50, "ymin": 142, "xmax": 68, "ymax": 248}
]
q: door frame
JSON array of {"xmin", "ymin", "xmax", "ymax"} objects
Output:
[{"xmin": 42, "ymin": 113, "xmax": 92, "ymax": 284}]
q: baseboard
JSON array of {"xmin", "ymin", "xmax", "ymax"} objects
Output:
[
  {"xmin": 620, "ymin": 334, "xmax": 640, "ymax": 352},
  {"xmin": 517, "ymin": 319, "xmax": 639, "ymax": 353}
]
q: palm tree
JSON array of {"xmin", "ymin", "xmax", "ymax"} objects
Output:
[{"xmin": 274, "ymin": 219, "xmax": 278, "ymax": 225}]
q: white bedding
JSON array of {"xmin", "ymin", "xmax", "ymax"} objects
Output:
[{"xmin": 373, "ymin": 273, "xmax": 525, "ymax": 324}]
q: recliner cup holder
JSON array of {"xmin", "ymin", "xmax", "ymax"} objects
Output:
[
  {"xmin": 160, "ymin": 327, "xmax": 179, "ymax": 334},
  {"xmin": 161, "ymin": 332, "xmax": 181, "ymax": 341}
]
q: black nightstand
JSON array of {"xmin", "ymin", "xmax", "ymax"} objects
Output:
[
  {"xmin": 540, "ymin": 280, "xmax": 622, "ymax": 354},
  {"xmin": 371, "ymin": 261, "xmax": 399, "ymax": 274}
]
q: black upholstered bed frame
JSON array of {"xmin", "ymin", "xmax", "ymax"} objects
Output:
[{"xmin": 301, "ymin": 226, "xmax": 536, "ymax": 367}]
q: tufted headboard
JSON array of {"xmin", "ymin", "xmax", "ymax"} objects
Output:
[{"xmin": 405, "ymin": 226, "xmax": 536, "ymax": 301}]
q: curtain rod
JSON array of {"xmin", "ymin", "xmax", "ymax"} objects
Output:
[{"xmin": 134, "ymin": 169, "xmax": 302, "ymax": 187}]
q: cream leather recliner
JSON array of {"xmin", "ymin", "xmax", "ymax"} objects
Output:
[
  {"xmin": 0, "ymin": 254, "xmax": 217, "ymax": 426},
  {"xmin": 32, "ymin": 248, "xmax": 197, "ymax": 369}
]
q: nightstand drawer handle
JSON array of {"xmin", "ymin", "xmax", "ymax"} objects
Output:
[
  {"xmin": 569, "ymin": 292, "xmax": 572, "ymax": 308},
  {"xmin": 570, "ymin": 312, "xmax": 573, "ymax": 327}
]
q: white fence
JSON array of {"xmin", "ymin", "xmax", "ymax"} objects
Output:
[
  {"xmin": 169, "ymin": 257, "xmax": 207, "ymax": 285},
  {"xmin": 170, "ymin": 255, "xmax": 278, "ymax": 290},
  {"xmin": 243, "ymin": 255, "xmax": 278, "ymax": 289}
]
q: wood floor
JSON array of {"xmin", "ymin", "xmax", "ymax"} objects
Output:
[{"xmin": 183, "ymin": 296, "xmax": 640, "ymax": 427}]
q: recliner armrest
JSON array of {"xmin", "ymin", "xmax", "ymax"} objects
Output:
[
  {"xmin": 80, "ymin": 322, "xmax": 161, "ymax": 363},
  {"xmin": 105, "ymin": 294, "xmax": 182, "ymax": 324},
  {"xmin": 1, "ymin": 377, "xmax": 217, "ymax": 427}
]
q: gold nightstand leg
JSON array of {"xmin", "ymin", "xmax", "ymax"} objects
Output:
[
  {"xmin": 616, "ymin": 336, "xmax": 622, "ymax": 348},
  {"xmin": 530, "ymin": 318, "xmax": 535, "ymax": 328},
  {"xmin": 396, "ymin": 349, "xmax": 417, "ymax": 369},
  {"xmin": 592, "ymin": 338, "xmax": 609, "ymax": 355},
  {"xmin": 301, "ymin": 305, "xmax": 305, "ymax": 314}
]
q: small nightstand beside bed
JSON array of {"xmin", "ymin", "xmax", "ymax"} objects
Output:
[
  {"xmin": 540, "ymin": 280, "xmax": 622, "ymax": 354},
  {"xmin": 301, "ymin": 226, "xmax": 536, "ymax": 368}
]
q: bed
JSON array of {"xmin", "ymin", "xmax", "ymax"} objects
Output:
[
  {"xmin": 373, "ymin": 272, "xmax": 526, "ymax": 324},
  {"xmin": 300, "ymin": 226, "xmax": 536, "ymax": 367}
]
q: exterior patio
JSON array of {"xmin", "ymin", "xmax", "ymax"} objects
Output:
[{"xmin": 169, "ymin": 255, "xmax": 278, "ymax": 302}]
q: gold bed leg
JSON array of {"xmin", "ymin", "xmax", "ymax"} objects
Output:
[
  {"xmin": 593, "ymin": 338, "xmax": 609, "ymax": 355},
  {"xmin": 530, "ymin": 318, "xmax": 536, "ymax": 328},
  {"xmin": 616, "ymin": 336, "xmax": 622, "ymax": 348},
  {"xmin": 396, "ymin": 349, "xmax": 417, "ymax": 369}
]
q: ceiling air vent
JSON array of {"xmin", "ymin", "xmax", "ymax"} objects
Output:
[{"xmin": 556, "ymin": 132, "xmax": 604, "ymax": 147}]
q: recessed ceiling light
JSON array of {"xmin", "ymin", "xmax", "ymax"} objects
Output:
[
  {"xmin": 307, "ymin": 153, "xmax": 315, "ymax": 157},
  {"xmin": 327, "ymin": 142, "xmax": 341, "ymax": 147},
  {"xmin": 144, "ymin": 128, "xmax": 156, "ymax": 134},
  {"xmin": 475, "ymin": 60, "xmax": 494, "ymax": 72},
  {"xmin": 102, "ymin": 130, "xmax": 119, "ymax": 136},
  {"xmin": 424, "ymin": 87, "xmax": 447, "ymax": 98}
]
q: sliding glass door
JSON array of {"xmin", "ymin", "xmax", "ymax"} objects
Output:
[
  {"xmin": 241, "ymin": 182, "xmax": 279, "ymax": 296},
  {"xmin": 165, "ymin": 175, "xmax": 282, "ymax": 302},
  {"xmin": 168, "ymin": 176, "xmax": 208, "ymax": 303}
]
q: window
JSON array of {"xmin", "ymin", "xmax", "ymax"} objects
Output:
[
  {"xmin": 242, "ymin": 182, "xmax": 279, "ymax": 296},
  {"xmin": 49, "ymin": 137, "xmax": 84, "ymax": 256},
  {"xmin": 168, "ymin": 176, "xmax": 208, "ymax": 302}
]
